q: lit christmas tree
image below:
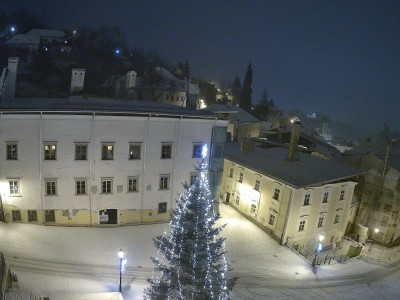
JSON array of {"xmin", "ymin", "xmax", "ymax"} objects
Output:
[{"xmin": 144, "ymin": 145, "xmax": 235, "ymax": 300}]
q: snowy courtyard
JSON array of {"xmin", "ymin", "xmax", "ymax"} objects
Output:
[{"xmin": 1, "ymin": 203, "xmax": 400, "ymax": 299}]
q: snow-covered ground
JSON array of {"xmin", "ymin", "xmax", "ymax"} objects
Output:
[{"xmin": 1, "ymin": 203, "xmax": 399, "ymax": 299}]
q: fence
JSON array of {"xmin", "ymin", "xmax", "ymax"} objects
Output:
[{"xmin": 286, "ymin": 237, "xmax": 348, "ymax": 268}]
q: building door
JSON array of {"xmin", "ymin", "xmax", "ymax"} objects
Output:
[
  {"xmin": 226, "ymin": 192, "xmax": 230, "ymax": 203},
  {"xmin": 99, "ymin": 209, "xmax": 118, "ymax": 224}
]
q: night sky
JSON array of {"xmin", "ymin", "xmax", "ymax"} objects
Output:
[{"xmin": 2, "ymin": 0, "xmax": 399, "ymax": 131}]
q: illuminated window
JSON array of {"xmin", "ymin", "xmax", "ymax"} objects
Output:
[
  {"xmin": 129, "ymin": 144, "xmax": 141, "ymax": 160},
  {"xmin": 158, "ymin": 202, "xmax": 167, "ymax": 214},
  {"xmin": 128, "ymin": 177, "xmax": 138, "ymax": 192},
  {"xmin": 160, "ymin": 175, "xmax": 170, "ymax": 190},
  {"xmin": 9, "ymin": 180, "xmax": 19, "ymax": 195},
  {"xmin": 339, "ymin": 190, "xmax": 345, "ymax": 200},
  {"xmin": 322, "ymin": 192, "xmax": 329, "ymax": 203},
  {"xmin": 6, "ymin": 143, "xmax": 18, "ymax": 160},
  {"xmin": 273, "ymin": 188, "xmax": 280, "ymax": 201},
  {"xmin": 45, "ymin": 180, "xmax": 57, "ymax": 196},
  {"xmin": 229, "ymin": 168, "xmax": 233, "ymax": 178},
  {"xmin": 318, "ymin": 216, "xmax": 324, "ymax": 228},
  {"xmin": 254, "ymin": 179, "xmax": 261, "ymax": 191},
  {"xmin": 192, "ymin": 144, "xmax": 204, "ymax": 158},
  {"xmin": 44, "ymin": 143, "xmax": 57, "ymax": 160},
  {"xmin": 190, "ymin": 173, "xmax": 198, "ymax": 185},
  {"xmin": 75, "ymin": 144, "xmax": 87, "ymax": 160},
  {"xmin": 268, "ymin": 214, "xmax": 275, "ymax": 226},
  {"xmin": 161, "ymin": 144, "xmax": 172, "ymax": 159},
  {"xmin": 303, "ymin": 194, "xmax": 311, "ymax": 206},
  {"xmin": 238, "ymin": 172, "xmax": 243, "ymax": 183},
  {"xmin": 75, "ymin": 179, "xmax": 87, "ymax": 195},
  {"xmin": 101, "ymin": 179, "xmax": 112, "ymax": 193},
  {"xmin": 334, "ymin": 214, "xmax": 340, "ymax": 224},
  {"xmin": 299, "ymin": 220, "xmax": 306, "ymax": 231},
  {"xmin": 102, "ymin": 144, "xmax": 114, "ymax": 160}
]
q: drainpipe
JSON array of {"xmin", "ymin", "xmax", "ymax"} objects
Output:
[
  {"xmin": 280, "ymin": 184, "xmax": 294, "ymax": 245},
  {"xmin": 40, "ymin": 112, "xmax": 44, "ymax": 224},
  {"xmin": 89, "ymin": 113, "xmax": 95, "ymax": 226},
  {"xmin": 140, "ymin": 115, "xmax": 151, "ymax": 223}
]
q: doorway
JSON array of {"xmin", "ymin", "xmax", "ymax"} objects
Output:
[
  {"xmin": 226, "ymin": 192, "xmax": 230, "ymax": 204},
  {"xmin": 99, "ymin": 209, "xmax": 118, "ymax": 224}
]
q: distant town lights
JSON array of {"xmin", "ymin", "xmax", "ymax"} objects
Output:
[
  {"xmin": 10, "ymin": 26, "xmax": 16, "ymax": 32},
  {"xmin": 115, "ymin": 49, "xmax": 121, "ymax": 54}
]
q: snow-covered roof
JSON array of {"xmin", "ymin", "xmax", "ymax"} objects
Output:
[
  {"xmin": 224, "ymin": 142, "xmax": 363, "ymax": 188},
  {"xmin": 1, "ymin": 96, "xmax": 216, "ymax": 119},
  {"xmin": 6, "ymin": 34, "xmax": 40, "ymax": 45},
  {"xmin": 203, "ymin": 104, "xmax": 261, "ymax": 124},
  {"xmin": 27, "ymin": 29, "xmax": 66, "ymax": 38}
]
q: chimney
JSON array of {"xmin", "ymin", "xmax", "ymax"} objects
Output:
[
  {"xmin": 70, "ymin": 68, "xmax": 86, "ymax": 95},
  {"xmin": 286, "ymin": 120, "xmax": 301, "ymax": 162},
  {"xmin": 241, "ymin": 139, "xmax": 254, "ymax": 153},
  {"xmin": 126, "ymin": 71, "xmax": 137, "ymax": 90},
  {"xmin": 2, "ymin": 57, "xmax": 19, "ymax": 104}
]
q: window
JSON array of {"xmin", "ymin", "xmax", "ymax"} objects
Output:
[
  {"xmin": 158, "ymin": 202, "xmax": 167, "ymax": 214},
  {"xmin": 75, "ymin": 144, "xmax": 87, "ymax": 160},
  {"xmin": 339, "ymin": 190, "xmax": 345, "ymax": 200},
  {"xmin": 229, "ymin": 168, "xmax": 233, "ymax": 178},
  {"xmin": 334, "ymin": 214, "xmax": 340, "ymax": 224},
  {"xmin": 45, "ymin": 180, "xmax": 57, "ymax": 196},
  {"xmin": 238, "ymin": 172, "xmax": 243, "ymax": 183},
  {"xmin": 303, "ymin": 194, "xmax": 311, "ymax": 206},
  {"xmin": 250, "ymin": 204, "xmax": 257, "ymax": 215},
  {"xmin": 254, "ymin": 179, "xmax": 261, "ymax": 191},
  {"xmin": 190, "ymin": 173, "xmax": 198, "ymax": 185},
  {"xmin": 7, "ymin": 143, "xmax": 18, "ymax": 160},
  {"xmin": 318, "ymin": 217, "xmax": 324, "ymax": 228},
  {"xmin": 322, "ymin": 192, "xmax": 329, "ymax": 203},
  {"xmin": 9, "ymin": 180, "xmax": 19, "ymax": 195},
  {"xmin": 160, "ymin": 175, "xmax": 170, "ymax": 190},
  {"xmin": 75, "ymin": 179, "xmax": 87, "ymax": 195},
  {"xmin": 45, "ymin": 210, "xmax": 55, "ymax": 222},
  {"xmin": 12, "ymin": 210, "xmax": 21, "ymax": 222},
  {"xmin": 161, "ymin": 144, "xmax": 172, "ymax": 159},
  {"xmin": 384, "ymin": 203, "xmax": 392, "ymax": 213},
  {"xmin": 235, "ymin": 195, "xmax": 240, "ymax": 205},
  {"xmin": 129, "ymin": 144, "xmax": 141, "ymax": 160},
  {"xmin": 192, "ymin": 144, "xmax": 204, "ymax": 158},
  {"xmin": 44, "ymin": 143, "xmax": 57, "ymax": 160},
  {"xmin": 128, "ymin": 177, "xmax": 138, "ymax": 192},
  {"xmin": 28, "ymin": 210, "xmax": 37, "ymax": 222},
  {"xmin": 269, "ymin": 214, "xmax": 275, "ymax": 226},
  {"xmin": 101, "ymin": 179, "xmax": 112, "ymax": 194},
  {"xmin": 299, "ymin": 220, "xmax": 306, "ymax": 231},
  {"xmin": 102, "ymin": 144, "xmax": 114, "ymax": 160},
  {"xmin": 273, "ymin": 188, "xmax": 280, "ymax": 201}
]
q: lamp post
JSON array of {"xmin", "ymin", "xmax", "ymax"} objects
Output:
[
  {"xmin": 118, "ymin": 248, "xmax": 124, "ymax": 293},
  {"xmin": 318, "ymin": 235, "xmax": 324, "ymax": 252}
]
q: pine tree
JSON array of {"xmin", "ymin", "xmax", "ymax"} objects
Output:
[
  {"xmin": 144, "ymin": 147, "xmax": 234, "ymax": 299},
  {"xmin": 230, "ymin": 76, "xmax": 242, "ymax": 106},
  {"xmin": 240, "ymin": 62, "xmax": 253, "ymax": 111}
]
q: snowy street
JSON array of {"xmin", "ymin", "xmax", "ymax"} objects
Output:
[{"xmin": 1, "ymin": 204, "xmax": 400, "ymax": 299}]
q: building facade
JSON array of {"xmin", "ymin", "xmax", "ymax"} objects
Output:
[
  {"xmin": 221, "ymin": 141, "xmax": 361, "ymax": 250},
  {"xmin": 0, "ymin": 109, "xmax": 227, "ymax": 226}
]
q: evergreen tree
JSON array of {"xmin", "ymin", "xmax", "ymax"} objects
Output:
[
  {"xmin": 230, "ymin": 76, "xmax": 242, "ymax": 106},
  {"xmin": 184, "ymin": 59, "xmax": 190, "ymax": 78},
  {"xmin": 240, "ymin": 62, "xmax": 253, "ymax": 111},
  {"xmin": 144, "ymin": 147, "xmax": 234, "ymax": 299}
]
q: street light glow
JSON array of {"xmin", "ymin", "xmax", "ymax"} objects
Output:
[
  {"xmin": 374, "ymin": 228, "xmax": 379, "ymax": 234},
  {"xmin": 118, "ymin": 248, "xmax": 124, "ymax": 259},
  {"xmin": 319, "ymin": 235, "xmax": 324, "ymax": 242}
]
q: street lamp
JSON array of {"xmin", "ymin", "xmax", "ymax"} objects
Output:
[
  {"xmin": 118, "ymin": 248, "xmax": 124, "ymax": 292},
  {"xmin": 318, "ymin": 235, "xmax": 324, "ymax": 252}
]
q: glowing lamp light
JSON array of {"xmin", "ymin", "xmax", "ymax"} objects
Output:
[
  {"xmin": 201, "ymin": 144, "xmax": 208, "ymax": 159},
  {"xmin": 10, "ymin": 26, "xmax": 16, "ymax": 32},
  {"xmin": 374, "ymin": 228, "xmax": 379, "ymax": 234},
  {"xmin": 115, "ymin": 49, "xmax": 120, "ymax": 54},
  {"xmin": 317, "ymin": 243, "xmax": 322, "ymax": 252},
  {"xmin": 319, "ymin": 235, "xmax": 324, "ymax": 242},
  {"xmin": 118, "ymin": 248, "xmax": 124, "ymax": 259}
]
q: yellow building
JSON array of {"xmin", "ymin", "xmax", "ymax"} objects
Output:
[{"xmin": 221, "ymin": 140, "xmax": 363, "ymax": 250}]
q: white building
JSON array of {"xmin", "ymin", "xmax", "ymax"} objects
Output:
[{"xmin": 0, "ymin": 97, "xmax": 227, "ymax": 226}]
